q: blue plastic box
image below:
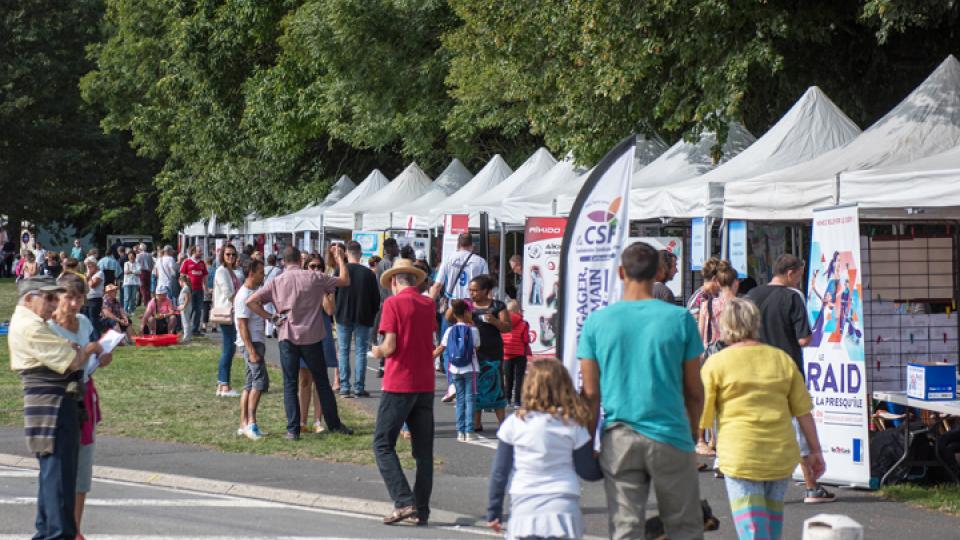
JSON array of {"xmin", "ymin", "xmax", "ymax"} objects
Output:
[{"xmin": 907, "ymin": 362, "xmax": 957, "ymax": 401}]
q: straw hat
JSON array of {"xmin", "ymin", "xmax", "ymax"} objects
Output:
[
  {"xmin": 379, "ymin": 258, "xmax": 426, "ymax": 289},
  {"xmin": 104, "ymin": 284, "xmax": 119, "ymax": 294}
]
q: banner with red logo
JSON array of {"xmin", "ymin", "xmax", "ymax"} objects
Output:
[
  {"xmin": 523, "ymin": 217, "xmax": 567, "ymax": 357},
  {"xmin": 442, "ymin": 214, "xmax": 469, "ymax": 263},
  {"xmin": 558, "ymin": 136, "xmax": 636, "ymax": 378}
]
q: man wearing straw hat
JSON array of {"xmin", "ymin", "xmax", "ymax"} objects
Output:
[
  {"xmin": 370, "ymin": 258, "xmax": 437, "ymax": 527},
  {"xmin": 9, "ymin": 276, "xmax": 100, "ymax": 539}
]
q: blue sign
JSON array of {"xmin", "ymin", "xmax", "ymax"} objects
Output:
[
  {"xmin": 728, "ymin": 220, "xmax": 747, "ymax": 278},
  {"xmin": 690, "ymin": 218, "xmax": 706, "ymax": 271}
]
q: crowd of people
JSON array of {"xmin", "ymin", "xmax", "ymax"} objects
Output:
[{"xmin": 7, "ymin": 230, "xmax": 834, "ymax": 540}]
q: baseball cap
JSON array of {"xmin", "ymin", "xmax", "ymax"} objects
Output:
[
  {"xmin": 156, "ymin": 286, "xmax": 169, "ymax": 295},
  {"xmin": 415, "ymin": 249, "xmax": 427, "ymax": 261},
  {"xmin": 18, "ymin": 276, "xmax": 66, "ymax": 298}
]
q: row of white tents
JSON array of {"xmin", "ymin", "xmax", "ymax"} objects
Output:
[{"xmin": 186, "ymin": 54, "xmax": 960, "ymax": 241}]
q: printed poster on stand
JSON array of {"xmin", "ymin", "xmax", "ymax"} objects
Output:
[
  {"xmin": 441, "ymin": 214, "xmax": 469, "ymax": 263},
  {"xmin": 558, "ymin": 135, "xmax": 636, "ymax": 378},
  {"xmin": 352, "ymin": 231, "xmax": 384, "ymax": 263},
  {"xmin": 628, "ymin": 236, "xmax": 683, "ymax": 299},
  {"xmin": 523, "ymin": 217, "xmax": 567, "ymax": 357},
  {"xmin": 803, "ymin": 205, "xmax": 871, "ymax": 488}
]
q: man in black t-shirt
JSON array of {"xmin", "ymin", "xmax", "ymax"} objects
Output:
[
  {"xmin": 334, "ymin": 241, "xmax": 382, "ymax": 397},
  {"xmin": 747, "ymin": 254, "xmax": 835, "ymax": 505}
]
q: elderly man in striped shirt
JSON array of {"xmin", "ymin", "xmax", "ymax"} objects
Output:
[{"xmin": 8, "ymin": 276, "xmax": 99, "ymax": 540}]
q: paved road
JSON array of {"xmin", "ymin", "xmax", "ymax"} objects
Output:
[
  {"xmin": 259, "ymin": 338, "xmax": 960, "ymax": 539},
  {"xmin": 0, "ymin": 465, "xmax": 487, "ymax": 539}
]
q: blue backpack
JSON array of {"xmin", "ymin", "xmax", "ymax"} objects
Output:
[{"xmin": 446, "ymin": 325, "xmax": 474, "ymax": 368}]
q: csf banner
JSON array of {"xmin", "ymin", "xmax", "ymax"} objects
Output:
[
  {"xmin": 803, "ymin": 204, "xmax": 870, "ymax": 488},
  {"xmin": 523, "ymin": 217, "xmax": 567, "ymax": 357},
  {"xmin": 558, "ymin": 135, "xmax": 636, "ymax": 380}
]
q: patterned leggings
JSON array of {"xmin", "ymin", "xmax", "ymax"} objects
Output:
[{"xmin": 724, "ymin": 476, "xmax": 789, "ymax": 540}]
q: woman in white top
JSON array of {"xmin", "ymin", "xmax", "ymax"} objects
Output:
[
  {"xmin": 48, "ymin": 273, "xmax": 112, "ymax": 540},
  {"xmin": 84, "ymin": 257, "xmax": 105, "ymax": 338},
  {"xmin": 213, "ymin": 244, "xmax": 243, "ymax": 397},
  {"xmin": 122, "ymin": 251, "xmax": 140, "ymax": 314}
]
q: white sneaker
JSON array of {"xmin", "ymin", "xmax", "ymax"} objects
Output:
[
  {"xmin": 244, "ymin": 424, "xmax": 263, "ymax": 441},
  {"xmin": 220, "ymin": 389, "xmax": 240, "ymax": 398},
  {"xmin": 465, "ymin": 432, "xmax": 479, "ymax": 441},
  {"xmin": 457, "ymin": 432, "xmax": 466, "ymax": 442},
  {"xmin": 236, "ymin": 427, "xmax": 245, "ymax": 436}
]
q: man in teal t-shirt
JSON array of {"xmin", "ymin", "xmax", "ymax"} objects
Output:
[{"xmin": 578, "ymin": 241, "xmax": 705, "ymax": 540}]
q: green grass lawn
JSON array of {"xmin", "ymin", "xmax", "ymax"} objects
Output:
[
  {"xmin": 0, "ymin": 277, "xmax": 408, "ymax": 466},
  {"xmin": 882, "ymin": 484, "xmax": 960, "ymax": 516}
]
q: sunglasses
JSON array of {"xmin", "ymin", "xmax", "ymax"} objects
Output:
[
  {"xmin": 224, "ymin": 253, "xmax": 237, "ymax": 257},
  {"xmin": 308, "ymin": 264, "xmax": 322, "ymax": 270}
]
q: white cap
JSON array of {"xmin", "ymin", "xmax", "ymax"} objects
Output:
[{"xmin": 415, "ymin": 249, "xmax": 427, "ymax": 261}]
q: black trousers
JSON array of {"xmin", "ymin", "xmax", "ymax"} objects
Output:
[
  {"xmin": 278, "ymin": 340, "xmax": 344, "ymax": 434},
  {"xmin": 504, "ymin": 355, "xmax": 527, "ymax": 404},
  {"xmin": 373, "ymin": 392, "xmax": 434, "ymax": 518}
]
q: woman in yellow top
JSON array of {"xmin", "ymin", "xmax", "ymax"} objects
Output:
[{"xmin": 700, "ymin": 298, "xmax": 825, "ymax": 540}]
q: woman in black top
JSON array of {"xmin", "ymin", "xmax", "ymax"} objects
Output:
[{"xmin": 463, "ymin": 274, "xmax": 512, "ymax": 431}]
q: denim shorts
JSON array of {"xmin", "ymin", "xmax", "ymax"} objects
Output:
[{"xmin": 242, "ymin": 342, "xmax": 269, "ymax": 392}]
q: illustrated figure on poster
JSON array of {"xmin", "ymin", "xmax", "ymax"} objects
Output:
[
  {"xmin": 528, "ymin": 266, "xmax": 544, "ymax": 305},
  {"xmin": 837, "ymin": 278, "xmax": 863, "ymax": 343},
  {"xmin": 809, "ymin": 251, "xmax": 841, "ymax": 347},
  {"xmin": 540, "ymin": 314, "xmax": 556, "ymax": 348},
  {"xmin": 545, "ymin": 281, "xmax": 559, "ymax": 309}
]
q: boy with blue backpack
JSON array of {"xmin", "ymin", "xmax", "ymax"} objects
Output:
[{"xmin": 434, "ymin": 299, "xmax": 481, "ymax": 442}]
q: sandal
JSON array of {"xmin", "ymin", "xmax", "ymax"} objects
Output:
[
  {"xmin": 383, "ymin": 505, "xmax": 417, "ymax": 525},
  {"xmin": 695, "ymin": 442, "xmax": 716, "ymax": 457},
  {"xmin": 697, "ymin": 462, "xmax": 710, "ymax": 472}
]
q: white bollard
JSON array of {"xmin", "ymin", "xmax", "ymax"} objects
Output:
[{"xmin": 802, "ymin": 514, "xmax": 864, "ymax": 540}]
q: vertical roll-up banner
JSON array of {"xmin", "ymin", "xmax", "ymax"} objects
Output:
[
  {"xmin": 558, "ymin": 135, "xmax": 636, "ymax": 379},
  {"xmin": 728, "ymin": 220, "xmax": 748, "ymax": 278},
  {"xmin": 523, "ymin": 217, "xmax": 567, "ymax": 357},
  {"xmin": 690, "ymin": 217, "xmax": 707, "ymax": 271},
  {"xmin": 804, "ymin": 205, "xmax": 870, "ymax": 488},
  {"xmin": 442, "ymin": 214, "xmax": 469, "ymax": 261}
]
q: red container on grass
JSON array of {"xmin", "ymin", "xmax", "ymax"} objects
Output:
[{"xmin": 134, "ymin": 334, "xmax": 179, "ymax": 347}]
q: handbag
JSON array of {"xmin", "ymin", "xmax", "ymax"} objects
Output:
[
  {"xmin": 438, "ymin": 252, "xmax": 474, "ymax": 313},
  {"xmin": 210, "ymin": 306, "xmax": 233, "ymax": 325}
]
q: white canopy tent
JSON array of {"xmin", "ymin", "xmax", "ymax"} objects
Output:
[
  {"xmin": 498, "ymin": 155, "xmax": 584, "ymax": 225},
  {"xmin": 839, "ymin": 144, "xmax": 960, "ymax": 218},
  {"xmin": 466, "ymin": 147, "xmax": 557, "ymax": 225},
  {"xmin": 254, "ymin": 174, "xmax": 356, "ymax": 234},
  {"xmin": 383, "ymin": 158, "xmax": 473, "ymax": 229},
  {"xmin": 354, "ymin": 162, "xmax": 434, "ymax": 230},
  {"xmin": 622, "ymin": 124, "xmax": 756, "ymax": 220},
  {"xmin": 183, "ymin": 221, "xmax": 206, "ymax": 237},
  {"xmin": 303, "ymin": 169, "xmax": 390, "ymax": 230},
  {"xmin": 631, "ymin": 87, "xmax": 861, "ymax": 219},
  {"xmin": 423, "ymin": 154, "xmax": 513, "ymax": 227},
  {"xmin": 516, "ymin": 134, "xmax": 670, "ymax": 220},
  {"xmin": 724, "ymin": 55, "xmax": 960, "ymax": 220}
]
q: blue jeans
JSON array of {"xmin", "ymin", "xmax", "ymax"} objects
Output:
[
  {"xmin": 190, "ymin": 289, "xmax": 204, "ymax": 332},
  {"xmin": 218, "ymin": 324, "xmax": 236, "ymax": 386},
  {"xmin": 453, "ymin": 373, "xmax": 477, "ymax": 434},
  {"xmin": 123, "ymin": 285, "xmax": 138, "ymax": 314},
  {"xmin": 336, "ymin": 322, "xmax": 371, "ymax": 393},
  {"xmin": 34, "ymin": 398, "xmax": 80, "ymax": 540},
  {"xmin": 278, "ymin": 340, "xmax": 344, "ymax": 434}
]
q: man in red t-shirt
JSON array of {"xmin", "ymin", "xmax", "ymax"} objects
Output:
[
  {"xmin": 179, "ymin": 246, "xmax": 209, "ymax": 335},
  {"xmin": 371, "ymin": 259, "xmax": 436, "ymax": 527}
]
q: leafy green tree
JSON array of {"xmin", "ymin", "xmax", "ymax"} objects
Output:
[{"xmin": 0, "ymin": 0, "xmax": 160, "ymax": 247}]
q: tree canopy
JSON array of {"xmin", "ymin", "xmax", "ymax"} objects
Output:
[
  {"xmin": 12, "ymin": 0, "xmax": 958, "ymax": 236},
  {"xmin": 0, "ymin": 0, "xmax": 159, "ymax": 245}
]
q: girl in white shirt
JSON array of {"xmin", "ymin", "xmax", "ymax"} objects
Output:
[{"xmin": 486, "ymin": 359, "xmax": 602, "ymax": 540}]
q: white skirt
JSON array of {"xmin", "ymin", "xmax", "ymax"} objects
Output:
[{"xmin": 507, "ymin": 493, "xmax": 583, "ymax": 540}]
